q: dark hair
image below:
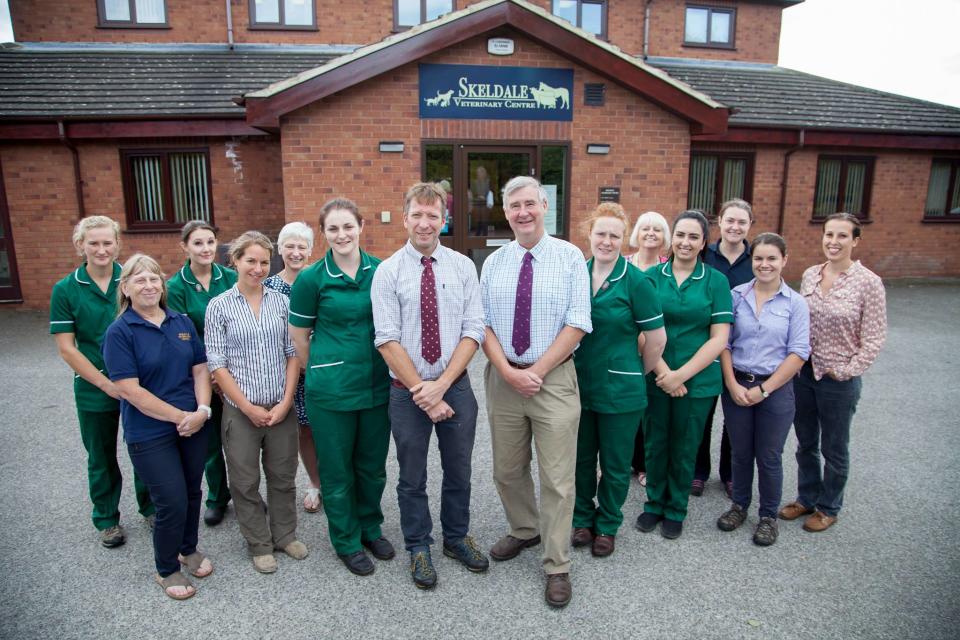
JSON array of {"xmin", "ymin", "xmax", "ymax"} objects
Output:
[
  {"xmin": 319, "ymin": 197, "xmax": 362, "ymax": 230},
  {"xmin": 823, "ymin": 212, "xmax": 862, "ymax": 239},
  {"xmin": 180, "ymin": 220, "xmax": 217, "ymax": 243},
  {"xmin": 718, "ymin": 198, "xmax": 754, "ymax": 223},
  {"xmin": 672, "ymin": 209, "xmax": 710, "ymax": 259},
  {"xmin": 750, "ymin": 232, "xmax": 787, "ymax": 257}
]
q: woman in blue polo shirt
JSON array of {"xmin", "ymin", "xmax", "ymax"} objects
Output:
[{"xmin": 103, "ymin": 254, "xmax": 213, "ymax": 601}]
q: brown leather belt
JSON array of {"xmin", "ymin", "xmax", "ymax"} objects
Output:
[
  {"xmin": 391, "ymin": 370, "xmax": 467, "ymax": 390},
  {"xmin": 507, "ymin": 354, "xmax": 572, "ymax": 370}
]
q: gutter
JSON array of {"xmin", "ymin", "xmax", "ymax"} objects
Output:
[
  {"xmin": 643, "ymin": 0, "xmax": 653, "ymax": 60},
  {"xmin": 226, "ymin": 0, "xmax": 235, "ymax": 49},
  {"xmin": 57, "ymin": 121, "xmax": 86, "ymax": 219},
  {"xmin": 777, "ymin": 128, "xmax": 804, "ymax": 235}
]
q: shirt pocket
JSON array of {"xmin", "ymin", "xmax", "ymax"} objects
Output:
[
  {"xmin": 763, "ymin": 306, "xmax": 791, "ymax": 336},
  {"xmin": 306, "ymin": 359, "xmax": 347, "ymax": 395},
  {"xmin": 606, "ymin": 355, "xmax": 646, "ymax": 399}
]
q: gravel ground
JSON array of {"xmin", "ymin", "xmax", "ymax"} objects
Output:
[{"xmin": 0, "ymin": 281, "xmax": 958, "ymax": 639}]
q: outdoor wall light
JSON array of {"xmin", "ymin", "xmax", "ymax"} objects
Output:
[
  {"xmin": 379, "ymin": 141, "xmax": 405, "ymax": 153},
  {"xmin": 586, "ymin": 143, "xmax": 610, "ymax": 155}
]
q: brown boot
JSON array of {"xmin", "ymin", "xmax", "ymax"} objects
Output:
[
  {"xmin": 591, "ymin": 534, "xmax": 615, "ymax": 557},
  {"xmin": 802, "ymin": 511, "xmax": 837, "ymax": 532},
  {"xmin": 571, "ymin": 528, "xmax": 593, "ymax": 547},
  {"xmin": 489, "ymin": 534, "xmax": 541, "ymax": 561},
  {"xmin": 778, "ymin": 501, "xmax": 814, "ymax": 521},
  {"xmin": 545, "ymin": 573, "xmax": 572, "ymax": 608}
]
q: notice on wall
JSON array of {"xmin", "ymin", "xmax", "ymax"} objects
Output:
[
  {"xmin": 599, "ymin": 187, "xmax": 620, "ymax": 203},
  {"xmin": 544, "ymin": 184, "xmax": 558, "ymax": 235},
  {"xmin": 419, "ymin": 64, "xmax": 574, "ymax": 122}
]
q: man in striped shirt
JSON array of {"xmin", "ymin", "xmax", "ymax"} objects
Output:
[
  {"xmin": 480, "ymin": 176, "xmax": 592, "ymax": 608},
  {"xmin": 372, "ymin": 182, "xmax": 488, "ymax": 590}
]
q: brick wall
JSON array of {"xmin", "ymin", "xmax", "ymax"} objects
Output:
[
  {"xmin": 1, "ymin": 136, "xmax": 285, "ymax": 309},
  {"xmin": 279, "ymin": 32, "xmax": 692, "ymax": 259}
]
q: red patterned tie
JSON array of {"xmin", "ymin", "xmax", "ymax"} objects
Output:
[
  {"xmin": 512, "ymin": 251, "xmax": 534, "ymax": 356},
  {"xmin": 421, "ymin": 256, "xmax": 441, "ymax": 364}
]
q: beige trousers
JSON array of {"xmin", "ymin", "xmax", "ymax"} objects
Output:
[
  {"xmin": 485, "ymin": 359, "xmax": 581, "ymax": 574},
  {"xmin": 222, "ymin": 401, "xmax": 299, "ymax": 556}
]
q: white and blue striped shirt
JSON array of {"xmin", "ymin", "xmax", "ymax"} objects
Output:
[
  {"xmin": 372, "ymin": 241, "xmax": 485, "ymax": 380},
  {"xmin": 204, "ymin": 285, "xmax": 296, "ymax": 407},
  {"xmin": 480, "ymin": 234, "xmax": 592, "ymax": 364}
]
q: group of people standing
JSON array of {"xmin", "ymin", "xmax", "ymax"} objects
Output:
[{"xmin": 51, "ymin": 176, "xmax": 886, "ymax": 607}]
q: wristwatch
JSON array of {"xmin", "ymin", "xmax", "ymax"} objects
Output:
[
  {"xmin": 758, "ymin": 383, "xmax": 769, "ymax": 399},
  {"xmin": 197, "ymin": 404, "xmax": 213, "ymax": 419}
]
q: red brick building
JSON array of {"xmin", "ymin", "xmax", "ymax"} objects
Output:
[{"xmin": 1, "ymin": 0, "xmax": 958, "ymax": 309}]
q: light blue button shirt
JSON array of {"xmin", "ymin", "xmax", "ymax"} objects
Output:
[
  {"xmin": 480, "ymin": 234, "xmax": 592, "ymax": 365},
  {"xmin": 729, "ymin": 278, "xmax": 811, "ymax": 376}
]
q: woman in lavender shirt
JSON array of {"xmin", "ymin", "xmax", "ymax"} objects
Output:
[{"xmin": 715, "ymin": 233, "xmax": 810, "ymax": 546}]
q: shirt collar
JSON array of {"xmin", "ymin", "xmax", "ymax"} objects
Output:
[
  {"xmin": 708, "ymin": 240, "xmax": 750, "ymax": 267},
  {"xmin": 740, "ymin": 277, "xmax": 792, "ymax": 300},
  {"xmin": 514, "ymin": 233, "xmax": 550, "ymax": 260},
  {"xmin": 180, "ymin": 260, "xmax": 226, "ymax": 287},
  {"xmin": 227, "ymin": 283, "xmax": 276, "ymax": 299},
  {"xmin": 588, "ymin": 255, "xmax": 628, "ymax": 283},
  {"xmin": 403, "ymin": 240, "xmax": 442, "ymax": 263},
  {"xmin": 323, "ymin": 248, "xmax": 372, "ymax": 279},
  {"xmin": 121, "ymin": 306, "xmax": 178, "ymax": 327},
  {"xmin": 75, "ymin": 262, "xmax": 121, "ymax": 287},
  {"xmin": 660, "ymin": 258, "xmax": 705, "ymax": 280}
]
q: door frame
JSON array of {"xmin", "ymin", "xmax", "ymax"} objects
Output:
[
  {"xmin": 421, "ymin": 139, "xmax": 572, "ymax": 256},
  {"xmin": 0, "ymin": 157, "xmax": 23, "ymax": 303}
]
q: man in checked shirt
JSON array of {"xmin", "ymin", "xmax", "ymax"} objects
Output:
[{"xmin": 372, "ymin": 182, "xmax": 489, "ymax": 591}]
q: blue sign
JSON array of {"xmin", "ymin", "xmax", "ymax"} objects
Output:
[{"xmin": 419, "ymin": 64, "xmax": 573, "ymax": 121}]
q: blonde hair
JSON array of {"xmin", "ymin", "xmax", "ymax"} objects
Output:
[
  {"xmin": 584, "ymin": 202, "xmax": 629, "ymax": 235},
  {"xmin": 72, "ymin": 216, "xmax": 120, "ymax": 257},
  {"xmin": 404, "ymin": 182, "xmax": 448, "ymax": 215},
  {"xmin": 117, "ymin": 254, "xmax": 167, "ymax": 317},
  {"xmin": 228, "ymin": 231, "xmax": 273, "ymax": 266},
  {"xmin": 628, "ymin": 211, "xmax": 670, "ymax": 252}
]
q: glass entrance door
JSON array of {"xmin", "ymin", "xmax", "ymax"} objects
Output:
[{"xmin": 0, "ymin": 159, "xmax": 22, "ymax": 303}]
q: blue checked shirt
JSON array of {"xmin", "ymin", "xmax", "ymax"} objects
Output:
[
  {"xmin": 204, "ymin": 285, "xmax": 297, "ymax": 407},
  {"xmin": 480, "ymin": 234, "xmax": 592, "ymax": 364},
  {"xmin": 372, "ymin": 242, "xmax": 486, "ymax": 380}
]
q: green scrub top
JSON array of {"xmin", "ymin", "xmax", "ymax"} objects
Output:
[
  {"xmin": 288, "ymin": 249, "xmax": 389, "ymax": 412},
  {"xmin": 49, "ymin": 262, "xmax": 122, "ymax": 412},
  {"xmin": 166, "ymin": 260, "xmax": 237, "ymax": 337},
  {"xmin": 646, "ymin": 258, "xmax": 733, "ymax": 398},
  {"xmin": 575, "ymin": 256, "xmax": 665, "ymax": 414}
]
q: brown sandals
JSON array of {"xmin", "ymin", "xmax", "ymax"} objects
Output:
[
  {"xmin": 178, "ymin": 552, "xmax": 214, "ymax": 578},
  {"xmin": 155, "ymin": 571, "xmax": 196, "ymax": 600}
]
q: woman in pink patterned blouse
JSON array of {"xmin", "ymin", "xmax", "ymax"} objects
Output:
[{"xmin": 779, "ymin": 213, "xmax": 886, "ymax": 533}]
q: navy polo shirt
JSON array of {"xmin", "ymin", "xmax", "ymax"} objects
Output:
[
  {"xmin": 705, "ymin": 240, "xmax": 754, "ymax": 290},
  {"xmin": 102, "ymin": 307, "xmax": 206, "ymax": 443}
]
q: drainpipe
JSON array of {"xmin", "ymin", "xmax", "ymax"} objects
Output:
[
  {"xmin": 58, "ymin": 120, "xmax": 86, "ymax": 219},
  {"xmin": 776, "ymin": 128, "xmax": 804, "ymax": 235},
  {"xmin": 225, "ymin": 0, "xmax": 235, "ymax": 49},
  {"xmin": 643, "ymin": 0, "xmax": 653, "ymax": 60}
]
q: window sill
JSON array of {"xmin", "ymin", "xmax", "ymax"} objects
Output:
[
  {"xmin": 809, "ymin": 217, "xmax": 873, "ymax": 225},
  {"xmin": 247, "ymin": 25, "xmax": 319, "ymax": 32},
  {"xmin": 122, "ymin": 226, "xmax": 184, "ymax": 235},
  {"xmin": 922, "ymin": 216, "xmax": 960, "ymax": 223},
  {"xmin": 97, "ymin": 23, "xmax": 171, "ymax": 29},
  {"xmin": 682, "ymin": 42, "xmax": 736, "ymax": 51}
]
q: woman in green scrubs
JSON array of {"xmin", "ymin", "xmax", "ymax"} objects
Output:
[
  {"xmin": 573, "ymin": 204, "xmax": 666, "ymax": 557},
  {"xmin": 635, "ymin": 210, "xmax": 733, "ymax": 540},
  {"xmin": 50, "ymin": 215, "xmax": 154, "ymax": 548},
  {"xmin": 288, "ymin": 197, "xmax": 394, "ymax": 575},
  {"xmin": 166, "ymin": 220, "xmax": 237, "ymax": 527}
]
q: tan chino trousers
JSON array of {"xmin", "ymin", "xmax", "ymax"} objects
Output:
[{"xmin": 485, "ymin": 359, "xmax": 581, "ymax": 574}]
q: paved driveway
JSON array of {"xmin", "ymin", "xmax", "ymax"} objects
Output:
[{"xmin": 0, "ymin": 281, "xmax": 957, "ymax": 639}]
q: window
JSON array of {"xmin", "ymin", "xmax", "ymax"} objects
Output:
[
  {"xmin": 552, "ymin": 0, "xmax": 606, "ymax": 38},
  {"xmin": 813, "ymin": 156, "xmax": 875, "ymax": 219},
  {"xmin": 121, "ymin": 149, "xmax": 213, "ymax": 230},
  {"xmin": 97, "ymin": 0, "xmax": 167, "ymax": 27},
  {"xmin": 250, "ymin": 0, "xmax": 315, "ymax": 29},
  {"xmin": 924, "ymin": 159, "xmax": 960, "ymax": 220},
  {"xmin": 395, "ymin": 0, "xmax": 453, "ymax": 30},
  {"xmin": 688, "ymin": 152, "xmax": 753, "ymax": 218},
  {"xmin": 684, "ymin": 5, "xmax": 735, "ymax": 48}
]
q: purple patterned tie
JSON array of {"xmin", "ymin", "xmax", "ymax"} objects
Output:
[
  {"xmin": 512, "ymin": 251, "xmax": 534, "ymax": 356},
  {"xmin": 421, "ymin": 256, "xmax": 441, "ymax": 365}
]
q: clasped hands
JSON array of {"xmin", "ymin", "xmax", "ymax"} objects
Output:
[
  {"xmin": 176, "ymin": 409, "xmax": 207, "ymax": 437},
  {"xmin": 410, "ymin": 379, "xmax": 455, "ymax": 424},
  {"xmin": 655, "ymin": 369, "xmax": 688, "ymax": 397},
  {"xmin": 242, "ymin": 400, "xmax": 292, "ymax": 429},
  {"xmin": 726, "ymin": 382, "xmax": 766, "ymax": 407},
  {"xmin": 504, "ymin": 366, "xmax": 543, "ymax": 399}
]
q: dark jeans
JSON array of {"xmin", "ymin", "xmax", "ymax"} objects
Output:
[
  {"xmin": 722, "ymin": 377, "xmax": 796, "ymax": 518},
  {"xmin": 389, "ymin": 374, "xmax": 478, "ymax": 552},
  {"xmin": 793, "ymin": 362, "xmax": 862, "ymax": 517},
  {"xmin": 694, "ymin": 397, "xmax": 731, "ymax": 483},
  {"xmin": 127, "ymin": 426, "xmax": 209, "ymax": 577}
]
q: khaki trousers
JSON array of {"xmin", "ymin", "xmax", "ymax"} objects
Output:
[
  {"xmin": 485, "ymin": 359, "xmax": 580, "ymax": 574},
  {"xmin": 222, "ymin": 402, "xmax": 299, "ymax": 556}
]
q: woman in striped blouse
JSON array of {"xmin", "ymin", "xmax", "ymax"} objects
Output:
[{"xmin": 204, "ymin": 231, "xmax": 307, "ymax": 574}]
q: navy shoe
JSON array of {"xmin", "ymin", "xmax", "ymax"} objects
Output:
[
  {"xmin": 443, "ymin": 536, "xmax": 489, "ymax": 573},
  {"xmin": 661, "ymin": 518, "xmax": 683, "ymax": 539},
  {"xmin": 635, "ymin": 512, "xmax": 663, "ymax": 533},
  {"xmin": 338, "ymin": 550, "xmax": 375, "ymax": 576},
  {"xmin": 362, "ymin": 536, "xmax": 396, "ymax": 560},
  {"xmin": 410, "ymin": 550, "xmax": 438, "ymax": 589},
  {"xmin": 203, "ymin": 505, "xmax": 226, "ymax": 526}
]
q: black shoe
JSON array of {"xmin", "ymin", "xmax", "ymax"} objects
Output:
[
  {"xmin": 410, "ymin": 550, "xmax": 438, "ymax": 589},
  {"xmin": 338, "ymin": 550, "xmax": 375, "ymax": 576},
  {"xmin": 661, "ymin": 518, "xmax": 683, "ymax": 539},
  {"xmin": 635, "ymin": 512, "xmax": 663, "ymax": 533},
  {"xmin": 203, "ymin": 505, "xmax": 226, "ymax": 526},
  {"xmin": 717, "ymin": 503, "xmax": 748, "ymax": 532},
  {"xmin": 362, "ymin": 536, "xmax": 396, "ymax": 560},
  {"xmin": 443, "ymin": 536, "xmax": 490, "ymax": 573},
  {"xmin": 753, "ymin": 517, "xmax": 779, "ymax": 546}
]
